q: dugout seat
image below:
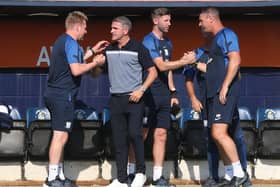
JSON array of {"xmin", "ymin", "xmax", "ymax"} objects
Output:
[
  {"xmin": 26, "ymin": 107, "xmax": 51, "ymax": 160},
  {"xmin": 65, "ymin": 104, "xmax": 102, "ymax": 160},
  {"xmin": 238, "ymin": 107, "xmax": 258, "ymax": 160},
  {"xmin": 0, "ymin": 104, "xmax": 26, "ymax": 160},
  {"xmin": 179, "ymin": 107, "xmax": 206, "ymax": 159},
  {"xmin": 257, "ymin": 107, "xmax": 280, "ymax": 159}
]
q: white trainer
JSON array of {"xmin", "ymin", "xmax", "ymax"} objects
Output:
[
  {"xmin": 131, "ymin": 173, "xmax": 147, "ymax": 187},
  {"xmin": 107, "ymin": 179, "xmax": 128, "ymax": 187}
]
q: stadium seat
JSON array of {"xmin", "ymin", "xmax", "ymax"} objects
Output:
[
  {"xmin": 257, "ymin": 107, "xmax": 280, "ymax": 159},
  {"xmin": 179, "ymin": 107, "xmax": 206, "ymax": 159},
  {"xmin": 26, "ymin": 107, "xmax": 51, "ymax": 160},
  {"xmin": 0, "ymin": 104, "xmax": 26, "ymax": 160},
  {"xmin": 101, "ymin": 108, "xmax": 115, "ymax": 160},
  {"xmin": 144, "ymin": 115, "xmax": 180, "ymax": 161},
  {"xmin": 238, "ymin": 107, "xmax": 258, "ymax": 160},
  {"xmin": 65, "ymin": 105, "xmax": 102, "ymax": 160}
]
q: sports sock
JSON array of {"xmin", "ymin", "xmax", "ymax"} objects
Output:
[
  {"xmin": 224, "ymin": 165, "xmax": 233, "ymax": 181},
  {"xmin": 232, "ymin": 161, "xmax": 245, "ymax": 178},
  {"xmin": 153, "ymin": 166, "xmax": 163, "ymax": 181},
  {"xmin": 48, "ymin": 164, "xmax": 59, "ymax": 181},
  {"xmin": 127, "ymin": 162, "xmax": 135, "ymax": 175},
  {"xmin": 58, "ymin": 162, "xmax": 65, "ymax": 180}
]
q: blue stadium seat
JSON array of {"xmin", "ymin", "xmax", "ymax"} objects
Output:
[
  {"xmin": 179, "ymin": 107, "xmax": 206, "ymax": 159},
  {"xmin": 256, "ymin": 107, "xmax": 280, "ymax": 158},
  {"xmin": 65, "ymin": 106, "xmax": 102, "ymax": 160},
  {"xmin": 0, "ymin": 103, "xmax": 26, "ymax": 160},
  {"xmin": 26, "ymin": 107, "xmax": 51, "ymax": 160},
  {"xmin": 238, "ymin": 106, "xmax": 253, "ymax": 120},
  {"xmin": 238, "ymin": 107, "xmax": 257, "ymax": 159},
  {"xmin": 26, "ymin": 104, "xmax": 103, "ymax": 160}
]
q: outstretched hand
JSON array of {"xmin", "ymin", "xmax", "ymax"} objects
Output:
[
  {"xmin": 93, "ymin": 54, "xmax": 106, "ymax": 66},
  {"xmin": 92, "ymin": 40, "xmax": 110, "ymax": 54},
  {"xmin": 180, "ymin": 51, "xmax": 196, "ymax": 65}
]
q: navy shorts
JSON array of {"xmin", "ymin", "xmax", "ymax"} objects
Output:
[
  {"xmin": 207, "ymin": 94, "xmax": 239, "ymax": 127},
  {"xmin": 144, "ymin": 94, "xmax": 170, "ymax": 129},
  {"xmin": 44, "ymin": 97, "xmax": 74, "ymax": 132}
]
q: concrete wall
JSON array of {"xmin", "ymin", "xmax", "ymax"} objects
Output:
[{"xmin": 0, "ymin": 159, "xmax": 279, "ymax": 181}]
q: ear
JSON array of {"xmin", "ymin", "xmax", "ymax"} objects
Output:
[
  {"xmin": 153, "ymin": 17, "xmax": 159, "ymax": 25},
  {"xmin": 77, "ymin": 25, "xmax": 81, "ymax": 32},
  {"xmin": 123, "ymin": 27, "xmax": 129, "ymax": 35}
]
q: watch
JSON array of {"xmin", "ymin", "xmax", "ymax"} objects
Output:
[{"xmin": 140, "ymin": 86, "xmax": 146, "ymax": 92}]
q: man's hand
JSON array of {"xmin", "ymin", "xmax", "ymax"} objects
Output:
[
  {"xmin": 171, "ymin": 97, "xmax": 179, "ymax": 107},
  {"xmin": 92, "ymin": 40, "xmax": 110, "ymax": 54},
  {"xmin": 191, "ymin": 97, "xmax": 203, "ymax": 112},
  {"xmin": 180, "ymin": 51, "xmax": 196, "ymax": 65},
  {"xmin": 92, "ymin": 54, "xmax": 106, "ymax": 66},
  {"xmin": 129, "ymin": 90, "xmax": 144, "ymax": 103},
  {"xmin": 219, "ymin": 85, "xmax": 228, "ymax": 105}
]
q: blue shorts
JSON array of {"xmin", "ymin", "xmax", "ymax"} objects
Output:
[
  {"xmin": 44, "ymin": 97, "xmax": 74, "ymax": 132},
  {"xmin": 207, "ymin": 94, "xmax": 239, "ymax": 127},
  {"xmin": 144, "ymin": 94, "xmax": 170, "ymax": 129}
]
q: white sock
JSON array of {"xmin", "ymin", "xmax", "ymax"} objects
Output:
[
  {"xmin": 153, "ymin": 166, "xmax": 163, "ymax": 181},
  {"xmin": 232, "ymin": 161, "xmax": 245, "ymax": 178},
  {"xmin": 224, "ymin": 165, "xmax": 233, "ymax": 181},
  {"xmin": 127, "ymin": 162, "xmax": 135, "ymax": 175},
  {"xmin": 58, "ymin": 163, "xmax": 65, "ymax": 180},
  {"xmin": 48, "ymin": 164, "xmax": 59, "ymax": 181}
]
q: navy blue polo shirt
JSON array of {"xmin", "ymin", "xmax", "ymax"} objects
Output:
[
  {"xmin": 142, "ymin": 32, "xmax": 172, "ymax": 96},
  {"xmin": 183, "ymin": 47, "xmax": 209, "ymax": 103},
  {"xmin": 45, "ymin": 33, "xmax": 83, "ymax": 101},
  {"xmin": 206, "ymin": 28, "xmax": 240, "ymax": 98}
]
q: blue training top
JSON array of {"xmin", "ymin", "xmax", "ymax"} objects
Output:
[
  {"xmin": 142, "ymin": 32, "xmax": 172, "ymax": 96},
  {"xmin": 206, "ymin": 28, "xmax": 241, "ymax": 98},
  {"xmin": 183, "ymin": 47, "xmax": 209, "ymax": 102},
  {"xmin": 45, "ymin": 33, "xmax": 84, "ymax": 101}
]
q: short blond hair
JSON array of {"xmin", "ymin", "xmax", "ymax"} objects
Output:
[{"xmin": 65, "ymin": 11, "xmax": 88, "ymax": 29}]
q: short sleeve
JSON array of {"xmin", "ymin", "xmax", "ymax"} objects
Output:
[
  {"xmin": 217, "ymin": 29, "xmax": 240, "ymax": 55},
  {"xmin": 138, "ymin": 44, "xmax": 154, "ymax": 70},
  {"xmin": 142, "ymin": 36, "xmax": 160, "ymax": 60},
  {"xmin": 65, "ymin": 38, "xmax": 82, "ymax": 64}
]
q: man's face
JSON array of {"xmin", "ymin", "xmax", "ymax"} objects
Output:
[
  {"xmin": 154, "ymin": 14, "xmax": 171, "ymax": 33},
  {"xmin": 110, "ymin": 21, "xmax": 127, "ymax": 42},
  {"xmin": 76, "ymin": 20, "xmax": 87, "ymax": 40},
  {"xmin": 198, "ymin": 13, "xmax": 212, "ymax": 33}
]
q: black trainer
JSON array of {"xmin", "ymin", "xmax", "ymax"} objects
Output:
[
  {"xmin": 43, "ymin": 176, "xmax": 64, "ymax": 187},
  {"xmin": 127, "ymin": 173, "xmax": 135, "ymax": 185},
  {"xmin": 211, "ymin": 178, "xmax": 231, "ymax": 187},
  {"xmin": 202, "ymin": 177, "xmax": 219, "ymax": 187},
  {"xmin": 225, "ymin": 173, "xmax": 249, "ymax": 187},
  {"xmin": 62, "ymin": 178, "xmax": 77, "ymax": 187},
  {"xmin": 150, "ymin": 176, "xmax": 176, "ymax": 187},
  {"xmin": 242, "ymin": 173, "xmax": 253, "ymax": 187}
]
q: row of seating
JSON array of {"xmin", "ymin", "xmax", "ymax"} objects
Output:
[
  {"xmin": 180, "ymin": 107, "xmax": 280, "ymax": 160},
  {"xmin": 0, "ymin": 105, "xmax": 280, "ymax": 162}
]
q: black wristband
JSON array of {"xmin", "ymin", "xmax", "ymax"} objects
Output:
[
  {"xmin": 170, "ymin": 90, "xmax": 178, "ymax": 98},
  {"xmin": 89, "ymin": 47, "xmax": 95, "ymax": 56}
]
